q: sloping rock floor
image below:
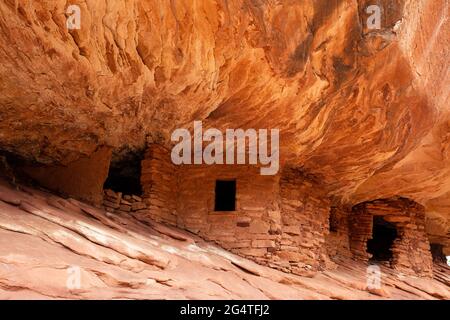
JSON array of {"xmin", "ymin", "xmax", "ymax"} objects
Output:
[{"xmin": 0, "ymin": 178, "xmax": 448, "ymax": 300}]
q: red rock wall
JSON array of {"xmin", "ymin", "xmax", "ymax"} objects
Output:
[
  {"xmin": 325, "ymin": 206, "xmax": 353, "ymax": 262},
  {"xmin": 176, "ymin": 164, "xmax": 281, "ymax": 266},
  {"xmin": 349, "ymin": 207, "xmax": 373, "ymax": 261},
  {"xmin": 139, "ymin": 144, "xmax": 179, "ymax": 225},
  {"xmin": 278, "ymin": 168, "xmax": 334, "ymax": 273},
  {"xmin": 351, "ymin": 198, "xmax": 433, "ymax": 277},
  {"xmin": 20, "ymin": 147, "xmax": 112, "ymax": 205}
]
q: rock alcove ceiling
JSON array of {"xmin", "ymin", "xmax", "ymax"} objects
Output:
[{"xmin": 0, "ymin": 0, "xmax": 448, "ymax": 253}]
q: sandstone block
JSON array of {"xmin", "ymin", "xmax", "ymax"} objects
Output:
[
  {"xmin": 132, "ymin": 202, "xmax": 147, "ymax": 211},
  {"xmin": 119, "ymin": 204, "xmax": 132, "ymax": 212},
  {"xmin": 103, "ymin": 200, "xmax": 120, "ymax": 209},
  {"xmin": 104, "ymin": 189, "xmax": 116, "ymax": 197},
  {"xmin": 252, "ymin": 240, "xmax": 276, "ymax": 248},
  {"xmin": 249, "ymin": 221, "xmax": 270, "ymax": 234},
  {"xmin": 277, "ymin": 251, "xmax": 303, "ymax": 262},
  {"xmin": 236, "ymin": 221, "xmax": 250, "ymax": 227},
  {"xmin": 283, "ymin": 225, "xmax": 300, "ymax": 235},
  {"xmin": 238, "ymin": 248, "xmax": 267, "ymax": 257}
]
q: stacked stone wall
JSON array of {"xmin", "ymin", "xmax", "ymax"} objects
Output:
[
  {"xmin": 351, "ymin": 198, "xmax": 433, "ymax": 277},
  {"xmin": 138, "ymin": 145, "xmax": 335, "ymax": 274}
]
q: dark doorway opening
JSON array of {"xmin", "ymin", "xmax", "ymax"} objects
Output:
[
  {"xmin": 430, "ymin": 243, "xmax": 446, "ymax": 263},
  {"xmin": 214, "ymin": 180, "xmax": 236, "ymax": 211},
  {"xmin": 103, "ymin": 150, "xmax": 143, "ymax": 195},
  {"xmin": 367, "ymin": 216, "xmax": 398, "ymax": 262}
]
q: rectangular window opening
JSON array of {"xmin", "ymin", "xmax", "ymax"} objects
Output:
[
  {"xmin": 214, "ymin": 180, "xmax": 236, "ymax": 212},
  {"xmin": 329, "ymin": 207, "xmax": 338, "ymax": 232}
]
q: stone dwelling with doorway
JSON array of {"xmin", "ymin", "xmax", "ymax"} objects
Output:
[
  {"xmin": 103, "ymin": 143, "xmax": 434, "ymax": 277},
  {"xmin": 19, "ymin": 143, "xmax": 437, "ymax": 277}
]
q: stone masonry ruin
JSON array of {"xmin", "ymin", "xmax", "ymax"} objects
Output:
[
  {"xmin": 350, "ymin": 198, "xmax": 433, "ymax": 277},
  {"xmin": 94, "ymin": 143, "xmax": 438, "ymax": 277},
  {"xmin": 10, "ymin": 141, "xmax": 440, "ymax": 278}
]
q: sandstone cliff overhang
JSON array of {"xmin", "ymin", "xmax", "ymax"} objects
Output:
[{"xmin": 0, "ymin": 1, "xmax": 448, "ymax": 253}]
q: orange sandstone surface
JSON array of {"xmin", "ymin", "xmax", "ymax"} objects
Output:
[{"xmin": 0, "ymin": 0, "xmax": 448, "ymax": 299}]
